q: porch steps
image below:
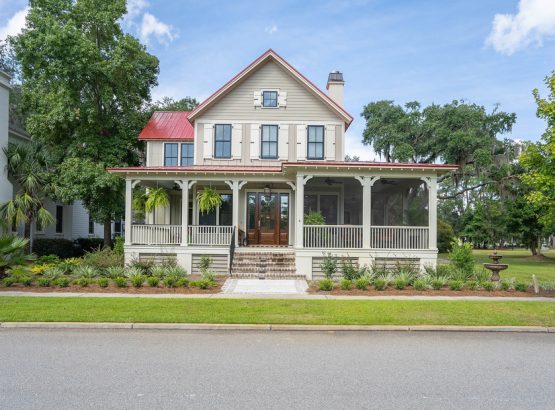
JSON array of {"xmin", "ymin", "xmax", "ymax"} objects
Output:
[{"xmin": 231, "ymin": 251, "xmax": 301, "ymax": 279}]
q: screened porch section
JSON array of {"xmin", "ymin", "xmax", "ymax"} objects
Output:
[{"xmin": 302, "ymin": 177, "xmax": 431, "ymax": 249}]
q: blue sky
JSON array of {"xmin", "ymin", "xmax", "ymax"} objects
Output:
[{"xmin": 2, "ymin": 0, "xmax": 555, "ymax": 159}]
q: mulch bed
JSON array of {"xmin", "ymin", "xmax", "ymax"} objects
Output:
[
  {"xmin": 0, "ymin": 277, "xmax": 225, "ymax": 295},
  {"xmin": 307, "ymin": 285, "xmax": 555, "ymax": 298}
]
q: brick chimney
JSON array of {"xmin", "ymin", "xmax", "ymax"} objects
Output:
[{"xmin": 326, "ymin": 71, "xmax": 344, "ymax": 106}]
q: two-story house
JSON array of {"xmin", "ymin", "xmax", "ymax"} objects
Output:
[{"xmin": 109, "ymin": 49, "xmax": 457, "ymax": 278}]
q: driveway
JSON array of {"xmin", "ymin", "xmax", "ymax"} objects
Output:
[{"xmin": 0, "ymin": 329, "xmax": 553, "ymax": 409}]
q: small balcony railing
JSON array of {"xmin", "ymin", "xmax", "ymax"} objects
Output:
[
  {"xmin": 304, "ymin": 225, "xmax": 363, "ymax": 249},
  {"xmin": 370, "ymin": 226, "xmax": 429, "ymax": 249}
]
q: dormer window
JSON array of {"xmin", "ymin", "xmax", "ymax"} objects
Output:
[{"xmin": 262, "ymin": 90, "xmax": 278, "ymax": 108}]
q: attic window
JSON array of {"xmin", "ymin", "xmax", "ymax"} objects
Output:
[{"xmin": 262, "ymin": 90, "xmax": 278, "ymax": 108}]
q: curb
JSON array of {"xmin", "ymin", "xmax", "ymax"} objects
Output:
[{"xmin": 0, "ymin": 322, "xmax": 554, "ymax": 333}]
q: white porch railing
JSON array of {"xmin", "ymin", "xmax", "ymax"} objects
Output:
[
  {"xmin": 370, "ymin": 226, "xmax": 429, "ymax": 249},
  {"xmin": 188, "ymin": 225, "xmax": 233, "ymax": 246},
  {"xmin": 304, "ymin": 225, "xmax": 363, "ymax": 249},
  {"xmin": 131, "ymin": 224, "xmax": 181, "ymax": 245}
]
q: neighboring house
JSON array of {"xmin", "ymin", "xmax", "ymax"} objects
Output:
[
  {"xmin": 109, "ymin": 49, "xmax": 457, "ymax": 278},
  {"xmin": 0, "ymin": 70, "xmax": 121, "ymax": 241}
]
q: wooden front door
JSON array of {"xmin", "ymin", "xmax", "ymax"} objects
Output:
[{"xmin": 247, "ymin": 192, "xmax": 289, "ymax": 245}]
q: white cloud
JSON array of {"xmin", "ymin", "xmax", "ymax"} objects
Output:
[
  {"xmin": 486, "ymin": 0, "xmax": 555, "ymax": 55},
  {"xmin": 0, "ymin": 6, "xmax": 28, "ymax": 41},
  {"xmin": 140, "ymin": 12, "xmax": 176, "ymax": 45},
  {"xmin": 126, "ymin": 0, "xmax": 149, "ymax": 20},
  {"xmin": 265, "ymin": 24, "xmax": 278, "ymax": 34}
]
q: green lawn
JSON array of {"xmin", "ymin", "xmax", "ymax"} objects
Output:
[
  {"xmin": 439, "ymin": 249, "xmax": 555, "ymax": 283},
  {"xmin": 0, "ymin": 297, "xmax": 554, "ymax": 326}
]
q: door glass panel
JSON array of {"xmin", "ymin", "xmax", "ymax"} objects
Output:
[
  {"xmin": 280, "ymin": 194, "xmax": 289, "ymax": 231},
  {"xmin": 247, "ymin": 193, "xmax": 256, "ymax": 230},
  {"xmin": 320, "ymin": 195, "xmax": 338, "ymax": 224},
  {"xmin": 259, "ymin": 194, "xmax": 276, "ymax": 233}
]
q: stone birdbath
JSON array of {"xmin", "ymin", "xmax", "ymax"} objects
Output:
[{"xmin": 483, "ymin": 250, "xmax": 508, "ymax": 282}]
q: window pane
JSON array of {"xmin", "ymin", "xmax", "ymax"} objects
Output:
[
  {"xmin": 56, "ymin": 206, "xmax": 63, "ymax": 233},
  {"xmin": 214, "ymin": 125, "xmax": 231, "ymax": 158},
  {"xmin": 164, "ymin": 143, "xmax": 178, "ymax": 166},
  {"xmin": 261, "ymin": 125, "xmax": 278, "ymax": 159},
  {"xmin": 247, "ymin": 193, "xmax": 256, "ymax": 230},
  {"xmin": 181, "ymin": 143, "xmax": 194, "ymax": 166},
  {"xmin": 199, "ymin": 209, "xmax": 217, "ymax": 225},
  {"xmin": 262, "ymin": 91, "xmax": 278, "ymax": 107},
  {"xmin": 303, "ymin": 194, "xmax": 318, "ymax": 215},
  {"xmin": 88, "ymin": 214, "xmax": 94, "ymax": 235},
  {"xmin": 280, "ymin": 194, "xmax": 289, "ymax": 231}
]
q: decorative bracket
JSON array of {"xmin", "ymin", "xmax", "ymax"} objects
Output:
[
  {"xmin": 173, "ymin": 180, "xmax": 185, "ymax": 189},
  {"xmin": 188, "ymin": 180, "xmax": 197, "ymax": 190},
  {"xmin": 131, "ymin": 180, "xmax": 142, "ymax": 189},
  {"xmin": 419, "ymin": 176, "xmax": 433, "ymax": 187},
  {"xmin": 286, "ymin": 181, "xmax": 296, "ymax": 191},
  {"xmin": 302, "ymin": 175, "xmax": 313, "ymax": 185}
]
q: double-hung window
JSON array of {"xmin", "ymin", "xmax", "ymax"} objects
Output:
[
  {"xmin": 307, "ymin": 125, "xmax": 324, "ymax": 160},
  {"xmin": 181, "ymin": 143, "xmax": 194, "ymax": 166},
  {"xmin": 164, "ymin": 143, "xmax": 179, "ymax": 166},
  {"xmin": 214, "ymin": 124, "xmax": 232, "ymax": 158},
  {"xmin": 260, "ymin": 125, "xmax": 278, "ymax": 159},
  {"xmin": 262, "ymin": 90, "xmax": 278, "ymax": 108},
  {"xmin": 56, "ymin": 206, "xmax": 63, "ymax": 234}
]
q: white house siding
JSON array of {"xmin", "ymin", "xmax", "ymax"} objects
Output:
[{"xmin": 0, "ymin": 72, "xmax": 12, "ymax": 221}]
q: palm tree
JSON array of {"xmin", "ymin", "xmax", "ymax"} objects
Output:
[
  {"xmin": 0, "ymin": 235, "xmax": 34, "ymax": 277},
  {"xmin": 0, "ymin": 142, "xmax": 55, "ymax": 252}
]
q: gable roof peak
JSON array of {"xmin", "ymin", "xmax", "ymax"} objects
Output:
[{"xmin": 187, "ymin": 49, "xmax": 353, "ymax": 127}]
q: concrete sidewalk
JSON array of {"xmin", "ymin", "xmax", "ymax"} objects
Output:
[
  {"xmin": 1, "ymin": 290, "xmax": 554, "ymax": 301},
  {"xmin": 1, "ymin": 321, "xmax": 554, "ymax": 333}
]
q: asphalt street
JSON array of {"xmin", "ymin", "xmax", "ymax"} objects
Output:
[{"xmin": 0, "ymin": 329, "xmax": 553, "ymax": 409}]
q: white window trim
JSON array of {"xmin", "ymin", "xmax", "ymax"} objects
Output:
[
  {"xmin": 260, "ymin": 89, "xmax": 280, "ymax": 109},
  {"xmin": 163, "ymin": 142, "xmax": 179, "ymax": 166},
  {"xmin": 180, "ymin": 142, "xmax": 194, "ymax": 166}
]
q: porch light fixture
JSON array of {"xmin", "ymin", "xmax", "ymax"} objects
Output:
[{"xmin": 264, "ymin": 184, "xmax": 271, "ymax": 198}]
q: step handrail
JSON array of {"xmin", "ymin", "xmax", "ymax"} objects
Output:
[{"xmin": 228, "ymin": 226, "xmax": 236, "ymax": 276}]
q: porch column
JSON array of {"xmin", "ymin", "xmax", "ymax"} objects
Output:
[
  {"xmin": 225, "ymin": 180, "xmax": 247, "ymax": 246},
  {"xmin": 124, "ymin": 179, "xmax": 133, "ymax": 245},
  {"xmin": 295, "ymin": 174, "xmax": 312, "ymax": 248},
  {"xmin": 422, "ymin": 176, "xmax": 437, "ymax": 250},
  {"xmin": 356, "ymin": 176, "xmax": 379, "ymax": 249},
  {"xmin": 178, "ymin": 180, "xmax": 188, "ymax": 246}
]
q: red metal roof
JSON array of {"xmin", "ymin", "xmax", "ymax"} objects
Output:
[{"xmin": 139, "ymin": 111, "xmax": 194, "ymax": 141}]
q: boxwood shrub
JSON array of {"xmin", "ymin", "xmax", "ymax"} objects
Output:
[{"xmin": 33, "ymin": 238, "xmax": 75, "ymax": 259}]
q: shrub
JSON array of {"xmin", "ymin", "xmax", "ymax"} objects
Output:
[
  {"xmin": 318, "ymin": 279, "xmax": 334, "ymax": 291},
  {"xmin": 448, "ymin": 280, "xmax": 463, "ymax": 291},
  {"xmin": 320, "ymin": 253, "xmax": 337, "ymax": 280},
  {"xmin": 341, "ymin": 259, "xmax": 361, "ymax": 281},
  {"xmin": 38, "ymin": 255, "xmax": 61, "ymax": 264},
  {"xmin": 340, "ymin": 279, "xmax": 352, "ymax": 290},
  {"xmin": 3, "ymin": 277, "xmax": 15, "ymax": 287},
  {"xmin": 82, "ymin": 248, "xmax": 123, "ymax": 272},
  {"xmin": 201, "ymin": 270, "xmax": 216, "ymax": 282},
  {"xmin": 176, "ymin": 278, "xmax": 190, "ymax": 287},
  {"xmin": 437, "ymin": 219, "xmax": 455, "ymax": 253},
  {"xmin": 197, "ymin": 256, "xmax": 213, "ymax": 274},
  {"xmin": 514, "ymin": 282, "xmax": 528, "ymax": 292},
  {"xmin": 124, "ymin": 266, "xmax": 144, "ymax": 278},
  {"xmin": 74, "ymin": 265, "xmax": 98, "ymax": 279},
  {"xmin": 150, "ymin": 265, "xmax": 167, "ymax": 278},
  {"xmin": 54, "ymin": 277, "xmax": 70, "ymax": 287},
  {"xmin": 373, "ymin": 278, "xmax": 387, "ymax": 291},
  {"xmin": 448, "ymin": 241, "xmax": 474, "ymax": 276},
  {"xmin": 197, "ymin": 279, "xmax": 211, "ymax": 289},
  {"xmin": 113, "ymin": 277, "xmax": 127, "ymax": 288},
  {"xmin": 355, "ymin": 278, "xmax": 369, "ymax": 290},
  {"xmin": 128, "ymin": 258, "xmax": 155, "ymax": 276},
  {"xmin": 425, "ymin": 264, "xmax": 452, "ymax": 279},
  {"xmin": 413, "ymin": 279, "xmax": 427, "ymax": 291},
  {"xmin": 36, "ymin": 277, "xmax": 51, "ymax": 287},
  {"xmin": 304, "ymin": 211, "xmax": 325, "ymax": 225},
  {"xmin": 540, "ymin": 282, "xmax": 555, "ymax": 292},
  {"xmin": 56, "ymin": 258, "xmax": 81, "ymax": 275},
  {"xmin": 19, "ymin": 276, "xmax": 33, "ymax": 286},
  {"xmin": 431, "ymin": 278, "xmax": 446, "ymax": 290},
  {"xmin": 33, "ymin": 238, "xmax": 75, "ymax": 259},
  {"xmin": 0, "ymin": 235, "xmax": 33, "ymax": 278},
  {"xmin": 450, "ymin": 268, "xmax": 472, "ymax": 282},
  {"xmin": 394, "ymin": 271, "xmax": 416, "ymax": 286},
  {"xmin": 465, "ymin": 280, "xmax": 478, "ymax": 290},
  {"xmin": 74, "ymin": 238, "xmax": 104, "ymax": 256},
  {"xmin": 500, "ymin": 279, "xmax": 514, "ymax": 291},
  {"xmin": 43, "ymin": 266, "xmax": 64, "ymax": 280},
  {"xmin": 147, "ymin": 276, "xmax": 160, "ymax": 287},
  {"xmin": 106, "ymin": 266, "xmax": 126, "ymax": 279},
  {"xmin": 482, "ymin": 281, "xmax": 495, "ymax": 292},
  {"xmin": 474, "ymin": 270, "xmax": 490, "ymax": 284},
  {"xmin": 394, "ymin": 277, "xmax": 407, "ymax": 290},
  {"xmin": 75, "ymin": 277, "xmax": 92, "ymax": 287},
  {"xmin": 113, "ymin": 236, "xmax": 124, "ymax": 255},
  {"xmin": 131, "ymin": 275, "xmax": 145, "ymax": 288},
  {"xmin": 97, "ymin": 278, "xmax": 109, "ymax": 288},
  {"xmin": 164, "ymin": 276, "xmax": 177, "ymax": 288}
]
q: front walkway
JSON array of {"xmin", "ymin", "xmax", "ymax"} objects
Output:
[{"xmin": 222, "ymin": 279, "xmax": 308, "ymax": 295}]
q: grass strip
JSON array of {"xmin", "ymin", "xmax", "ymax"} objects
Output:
[{"xmin": 0, "ymin": 297, "xmax": 554, "ymax": 326}]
